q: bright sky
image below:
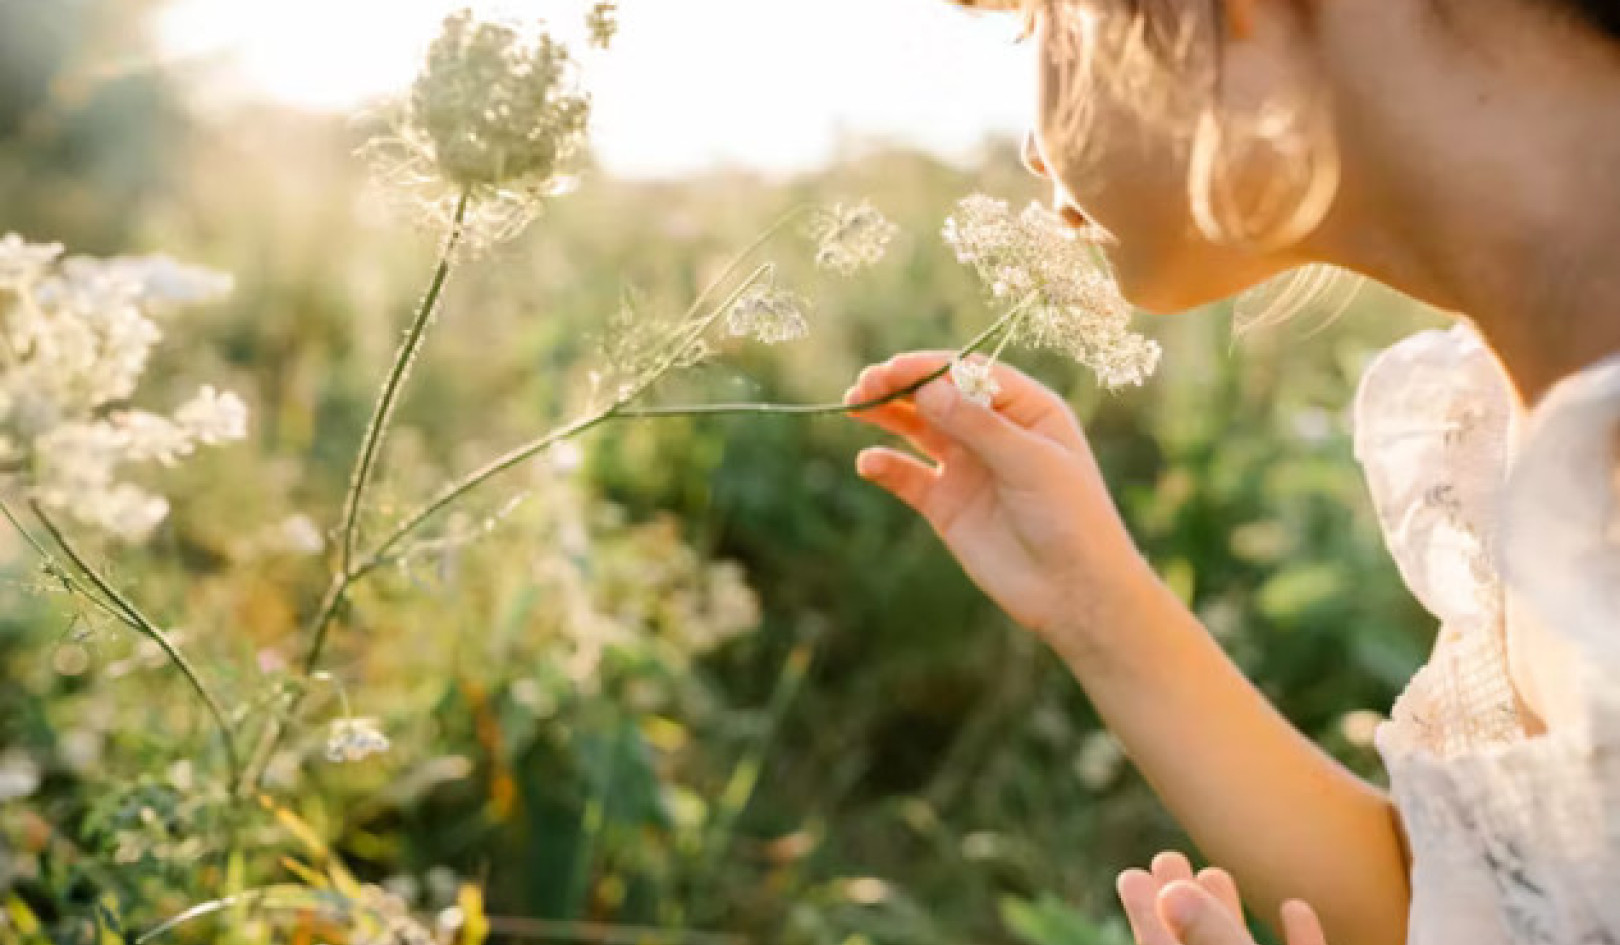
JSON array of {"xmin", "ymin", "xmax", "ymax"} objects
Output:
[{"xmin": 157, "ymin": 0, "xmax": 1035, "ymax": 178}]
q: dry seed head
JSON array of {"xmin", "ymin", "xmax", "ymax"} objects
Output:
[{"xmin": 410, "ymin": 10, "xmax": 591, "ymax": 190}]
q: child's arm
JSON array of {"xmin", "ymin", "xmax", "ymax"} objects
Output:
[{"xmin": 845, "ymin": 353, "xmax": 1410, "ymax": 945}]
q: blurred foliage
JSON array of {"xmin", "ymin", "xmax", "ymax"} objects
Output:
[{"xmin": 0, "ymin": 3, "xmax": 1441, "ymax": 944}]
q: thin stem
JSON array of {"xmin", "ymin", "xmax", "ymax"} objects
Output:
[
  {"xmin": 0, "ymin": 498, "xmax": 133, "ymax": 630},
  {"xmin": 27, "ymin": 502, "xmax": 241, "ymax": 784},
  {"xmin": 619, "ymin": 292, "xmax": 1036, "ymax": 422},
  {"xmin": 338, "ymin": 188, "xmax": 471, "ymax": 574}
]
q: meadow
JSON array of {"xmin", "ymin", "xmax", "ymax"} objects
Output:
[{"xmin": 0, "ymin": 4, "xmax": 1441, "ymax": 943}]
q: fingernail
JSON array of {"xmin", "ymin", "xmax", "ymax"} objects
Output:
[{"xmin": 1161, "ymin": 883, "xmax": 1203, "ymax": 932}]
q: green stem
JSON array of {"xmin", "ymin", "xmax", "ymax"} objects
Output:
[
  {"xmin": 619, "ymin": 291, "xmax": 1034, "ymax": 422},
  {"xmin": 338, "ymin": 188, "xmax": 471, "ymax": 575},
  {"xmin": 26, "ymin": 501, "xmax": 241, "ymax": 785}
]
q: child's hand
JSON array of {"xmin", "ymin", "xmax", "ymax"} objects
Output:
[
  {"xmin": 844, "ymin": 352, "xmax": 1154, "ymax": 644},
  {"xmin": 1117, "ymin": 851, "xmax": 1327, "ymax": 945}
]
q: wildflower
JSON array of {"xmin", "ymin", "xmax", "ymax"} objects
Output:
[
  {"xmin": 0, "ymin": 751, "xmax": 41, "ymax": 802},
  {"xmin": 366, "ymin": 10, "xmax": 594, "ymax": 246},
  {"xmin": 586, "ymin": 1, "xmax": 618, "ymax": 49},
  {"xmin": 0, "ymin": 234, "xmax": 63, "ymax": 289},
  {"xmin": 0, "ymin": 235, "xmax": 247, "ymax": 540},
  {"xmin": 175, "ymin": 385, "xmax": 248, "ymax": 445},
  {"xmin": 1074, "ymin": 730, "xmax": 1126, "ymax": 790},
  {"xmin": 949, "ymin": 358, "xmax": 1001, "ymax": 407},
  {"xmin": 943, "ymin": 195, "xmax": 1161, "ymax": 390},
  {"xmin": 326, "ymin": 717, "xmax": 392, "ymax": 763},
  {"xmin": 810, "ymin": 200, "xmax": 899, "ymax": 275},
  {"xmin": 725, "ymin": 278, "xmax": 810, "ymax": 345}
]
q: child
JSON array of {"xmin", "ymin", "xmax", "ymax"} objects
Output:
[{"xmin": 844, "ymin": 2, "xmax": 1620, "ymax": 943}]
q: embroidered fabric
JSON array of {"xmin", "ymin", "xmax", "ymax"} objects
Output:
[{"xmin": 1353, "ymin": 325, "xmax": 1620, "ymax": 945}]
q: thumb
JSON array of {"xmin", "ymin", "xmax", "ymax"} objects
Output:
[
  {"xmin": 914, "ymin": 378, "xmax": 1043, "ymax": 484},
  {"xmin": 1159, "ymin": 881, "xmax": 1252, "ymax": 945}
]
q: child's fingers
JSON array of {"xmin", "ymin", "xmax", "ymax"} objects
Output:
[
  {"xmin": 855, "ymin": 448, "xmax": 937, "ymax": 517},
  {"xmin": 1158, "ymin": 881, "xmax": 1252, "ymax": 945},
  {"xmin": 1151, "ymin": 851, "xmax": 1197, "ymax": 887},
  {"xmin": 1116, "ymin": 869, "xmax": 1177, "ymax": 945},
  {"xmin": 912, "ymin": 378, "xmax": 1049, "ymax": 487},
  {"xmin": 847, "ymin": 400, "xmax": 952, "ymax": 460},
  {"xmin": 1280, "ymin": 900, "xmax": 1327, "ymax": 945},
  {"xmin": 1196, "ymin": 867, "xmax": 1244, "ymax": 923}
]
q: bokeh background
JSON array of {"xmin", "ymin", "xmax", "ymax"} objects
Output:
[{"xmin": 0, "ymin": 1, "xmax": 1443, "ymax": 943}]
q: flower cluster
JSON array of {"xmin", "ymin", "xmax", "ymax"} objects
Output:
[
  {"xmin": 810, "ymin": 200, "xmax": 899, "ymax": 275},
  {"xmin": 725, "ymin": 273, "xmax": 810, "ymax": 345},
  {"xmin": 949, "ymin": 358, "xmax": 1001, "ymax": 408},
  {"xmin": 943, "ymin": 195, "xmax": 1161, "ymax": 390},
  {"xmin": 366, "ymin": 9, "xmax": 596, "ymax": 246},
  {"xmin": 326, "ymin": 717, "xmax": 391, "ymax": 763},
  {"xmin": 0, "ymin": 234, "xmax": 247, "ymax": 540}
]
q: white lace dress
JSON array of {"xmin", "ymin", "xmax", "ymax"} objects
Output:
[{"xmin": 1354, "ymin": 325, "xmax": 1620, "ymax": 945}]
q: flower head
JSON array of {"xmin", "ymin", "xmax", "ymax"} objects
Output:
[
  {"xmin": 943, "ymin": 195, "xmax": 1160, "ymax": 390},
  {"xmin": 366, "ymin": 9, "xmax": 594, "ymax": 247},
  {"xmin": 326, "ymin": 717, "xmax": 391, "ymax": 763},
  {"xmin": 725, "ymin": 277, "xmax": 810, "ymax": 345},
  {"xmin": 0, "ymin": 235, "xmax": 247, "ymax": 540},
  {"xmin": 810, "ymin": 200, "xmax": 899, "ymax": 275},
  {"xmin": 949, "ymin": 358, "xmax": 1001, "ymax": 407}
]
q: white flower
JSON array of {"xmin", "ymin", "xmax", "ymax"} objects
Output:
[
  {"xmin": 175, "ymin": 385, "xmax": 248, "ymax": 445},
  {"xmin": 409, "ymin": 11, "xmax": 591, "ymax": 190},
  {"xmin": 113, "ymin": 411, "xmax": 193, "ymax": 466},
  {"xmin": 725, "ymin": 280, "xmax": 809, "ymax": 345},
  {"xmin": 1074, "ymin": 731, "xmax": 1125, "ymax": 790},
  {"xmin": 949, "ymin": 358, "xmax": 1001, "ymax": 407},
  {"xmin": 272, "ymin": 514, "xmax": 326, "ymax": 556},
  {"xmin": 84, "ymin": 255, "xmax": 235, "ymax": 307},
  {"xmin": 0, "ymin": 233, "xmax": 63, "ymax": 289},
  {"xmin": 326, "ymin": 717, "xmax": 392, "ymax": 763},
  {"xmin": 810, "ymin": 200, "xmax": 899, "ymax": 275},
  {"xmin": 943, "ymin": 195, "xmax": 1161, "ymax": 390},
  {"xmin": 0, "ymin": 751, "xmax": 42, "ymax": 802},
  {"xmin": 1, "ymin": 235, "xmax": 246, "ymax": 541}
]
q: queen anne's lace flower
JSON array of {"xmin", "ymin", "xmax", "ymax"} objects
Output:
[
  {"xmin": 176, "ymin": 385, "xmax": 248, "ymax": 445},
  {"xmin": 949, "ymin": 358, "xmax": 1002, "ymax": 407},
  {"xmin": 725, "ymin": 280, "xmax": 810, "ymax": 345},
  {"xmin": 0, "ymin": 234, "xmax": 248, "ymax": 540},
  {"xmin": 367, "ymin": 10, "xmax": 593, "ymax": 247},
  {"xmin": 326, "ymin": 717, "xmax": 391, "ymax": 763},
  {"xmin": 943, "ymin": 195, "xmax": 1161, "ymax": 390},
  {"xmin": 811, "ymin": 201, "xmax": 899, "ymax": 275}
]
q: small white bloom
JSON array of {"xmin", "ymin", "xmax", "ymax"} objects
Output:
[
  {"xmin": 326, "ymin": 717, "xmax": 392, "ymax": 763},
  {"xmin": 949, "ymin": 359, "xmax": 1001, "ymax": 407},
  {"xmin": 268, "ymin": 514, "xmax": 325, "ymax": 556},
  {"xmin": 113, "ymin": 411, "xmax": 193, "ymax": 466},
  {"xmin": 0, "ymin": 233, "xmax": 63, "ymax": 288},
  {"xmin": 175, "ymin": 385, "xmax": 248, "ymax": 445},
  {"xmin": 0, "ymin": 751, "xmax": 42, "ymax": 802},
  {"xmin": 810, "ymin": 200, "xmax": 899, "ymax": 275},
  {"xmin": 725, "ymin": 282, "xmax": 809, "ymax": 345},
  {"xmin": 1074, "ymin": 731, "xmax": 1126, "ymax": 791},
  {"xmin": 547, "ymin": 440, "xmax": 584, "ymax": 475}
]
